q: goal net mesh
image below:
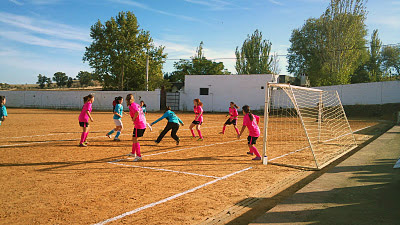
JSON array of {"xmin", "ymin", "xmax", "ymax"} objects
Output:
[{"xmin": 262, "ymin": 84, "xmax": 357, "ymax": 169}]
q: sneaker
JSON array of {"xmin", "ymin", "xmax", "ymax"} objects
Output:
[
  {"xmin": 246, "ymin": 151, "xmax": 254, "ymax": 155},
  {"xmin": 219, "ymin": 132, "xmax": 224, "ymax": 134},
  {"xmin": 127, "ymin": 152, "xmax": 136, "ymax": 157},
  {"xmin": 252, "ymin": 156, "xmax": 261, "ymax": 160},
  {"xmin": 197, "ymin": 138, "xmax": 204, "ymax": 141},
  {"xmin": 133, "ymin": 156, "xmax": 142, "ymax": 162},
  {"xmin": 106, "ymin": 134, "xmax": 112, "ymax": 139},
  {"xmin": 147, "ymin": 123, "xmax": 153, "ymax": 132},
  {"xmin": 190, "ymin": 136, "xmax": 197, "ymax": 139},
  {"xmin": 83, "ymin": 141, "xmax": 89, "ymax": 145},
  {"xmin": 79, "ymin": 143, "xmax": 87, "ymax": 147},
  {"xmin": 113, "ymin": 138, "xmax": 121, "ymax": 142}
]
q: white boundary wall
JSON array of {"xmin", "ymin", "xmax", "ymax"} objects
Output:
[
  {"xmin": 180, "ymin": 74, "xmax": 278, "ymax": 112},
  {"xmin": 317, "ymin": 81, "xmax": 400, "ymax": 105},
  {"xmin": 0, "ymin": 90, "xmax": 161, "ymax": 111}
]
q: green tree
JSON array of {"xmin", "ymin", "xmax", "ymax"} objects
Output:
[
  {"xmin": 83, "ymin": 11, "xmax": 167, "ymax": 90},
  {"xmin": 53, "ymin": 72, "xmax": 68, "ymax": 88},
  {"xmin": 46, "ymin": 77, "xmax": 52, "ymax": 88},
  {"xmin": 381, "ymin": 45, "xmax": 400, "ymax": 79},
  {"xmin": 235, "ymin": 29, "xmax": 274, "ymax": 74},
  {"xmin": 77, "ymin": 71, "xmax": 93, "ymax": 87},
  {"xmin": 287, "ymin": 0, "xmax": 368, "ymax": 86},
  {"xmin": 36, "ymin": 74, "xmax": 47, "ymax": 89},
  {"xmin": 367, "ymin": 29, "xmax": 383, "ymax": 81},
  {"xmin": 66, "ymin": 77, "xmax": 73, "ymax": 88},
  {"xmin": 168, "ymin": 41, "xmax": 230, "ymax": 82}
]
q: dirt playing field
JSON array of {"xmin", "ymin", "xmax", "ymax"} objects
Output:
[{"xmin": 0, "ymin": 108, "xmax": 390, "ymax": 224}]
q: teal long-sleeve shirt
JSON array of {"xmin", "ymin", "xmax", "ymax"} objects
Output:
[{"xmin": 151, "ymin": 110, "xmax": 183, "ymax": 125}]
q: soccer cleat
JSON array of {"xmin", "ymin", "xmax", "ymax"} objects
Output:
[
  {"xmin": 127, "ymin": 152, "xmax": 136, "ymax": 157},
  {"xmin": 106, "ymin": 134, "xmax": 112, "ymax": 139},
  {"xmin": 79, "ymin": 143, "xmax": 87, "ymax": 147},
  {"xmin": 133, "ymin": 156, "xmax": 142, "ymax": 162},
  {"xmin": 176, "ymin": 139, "xmax": 180, "ymax": 145},
  {"xmin": 190, "ymin": 136, "xmax": 196, "ymax": 139},
  {"xmin": 252, "ymin": 156, "xmax": 261, "ymax": 160},
  {"xmin": 147, "ymin": 123, "xmax": 153, "ymax": 132},
  {"xmin": 83, "ymin": 141, "xmax": 89, "ymax": 145},
  {"xmin": 246, "ymin": 151, "xmax": 254, "ymax": 155},
  {"xmin": 154, "ymin": 141, "xmax": 160, "ymax": 145},
  {"xmin": 113, "ymin": 138, "xmax": 121, "ymax": 142},
  {"xmin": 197, "ymin": 138, "xmax": 204, "ymax": 141},
  {"xmin": 219, "ymin": 132, "xmax": 224, "ymax": 134}
]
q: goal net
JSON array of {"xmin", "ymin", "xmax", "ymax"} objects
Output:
[{"xmin": 261, "ymin": 83, "xmax": 357, "ymax": 170}]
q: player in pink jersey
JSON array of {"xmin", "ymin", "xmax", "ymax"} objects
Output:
[
  {"xmin": 220, "ymin": 102, "xmax": 240, "ymax": 136},
  {"xmin": 238, "ymin": 105, "xmax": 262, "ymax": 160},
  {"xmin": 78, "ymin": 94, "xmax": 94, "ymax": 147},
  {"xmin": 189, "ymin": 99, "xmax": 204, "ymax": 141},
  {"xmin": 126, "ymin": 94, "xmax": 147, "ymax": 162}
]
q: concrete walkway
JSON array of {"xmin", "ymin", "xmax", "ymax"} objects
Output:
[{"xmin": 250, "ymin": 125, "xmax": 400, "ymax": 225}]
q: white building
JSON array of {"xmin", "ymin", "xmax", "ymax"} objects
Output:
[{"xmin": 180, "ymin": 74, "xmax": 278, "ymax": 112}]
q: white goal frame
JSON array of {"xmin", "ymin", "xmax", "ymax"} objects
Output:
[{"xmin": 261, "ymin": 83, "xmax": 357, "ymax": 170}]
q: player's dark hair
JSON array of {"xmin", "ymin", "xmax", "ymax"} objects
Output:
[
  {"xmin": 165, "ymin": 106, "xmax": 171, "ymax": 112},
  {"xmin": 113, "ymin": 96, "xmax": 123, "ymax": 111},
  {"xmin": 230, "ymin": 102, "xmax": 239, "ymax": 109},
  {"xmin": 140, "ymin": 100, "xmax": 147, "ymax": 108},
  {"xmin": 83, "ymin": 94, "xmax": 94, "ymax": 103},
  {"xmin": 126, "ymin": 94, "xmax": 134, "ymax": 106},
  {"xmin": 194, "ymin": 99, "xmax": 203, "ymax": 107},
  {"xmin": 0, "ymin": 96, "xmax": 5, "ymax": 107},
  {"xmin": 242, "ymin": 105, "xmax": 253, "ymax": 121}
]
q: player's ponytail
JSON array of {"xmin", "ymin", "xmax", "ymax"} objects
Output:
[
  {"xmin": 242, "ymin": 105, "xmax": 253, "ymax": 121},
  {"xmin": 165, "ymin": 106, "xmax": 171, "ymax": 112},
  {"xmin": 83, "ymin": 94, "xmax": 94, "ymax": 103}
]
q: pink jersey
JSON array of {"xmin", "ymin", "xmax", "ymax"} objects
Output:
[
  {"xmin": 78, "ymin": 102, "xmax": 92, "ymax": 122},
  {"xmin": 243, "ymin": 114, "xmax": 260, "ymax": 137},
  {"xmin": 229, "ymin": 107, "xmax": 239, "ymax": 119},
  {"xmin": 194, "ymin": 105, "xmax": 203, "ymax": 122},
  {"xmin": 129, "ymin": 102, "xmax": 147, "ymax": 129}
]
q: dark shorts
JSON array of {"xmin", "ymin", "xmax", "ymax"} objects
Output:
[
  {"xmin": 79, "ymin": 122, "xmax": 89, "ymax": 127},
  {"xmin": 192, "ymin": 120, "xmax": 202, "ymax": 125},
  {"xmin": 133, "ymin": 128, "xmax": 146, "ymax": 137},
  {"xmin": 224, "ymin": 118, "xmax": 237, "ymax": 125},
  {"xmin": 247, "ymin": 136, "xmax": 259, "ymax": 145}
]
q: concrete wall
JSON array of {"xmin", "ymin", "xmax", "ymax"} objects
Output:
[
  {"xmin": 0, "ymin": 90, "xmax": 161, "ymax": 111},
  {"xmin": 180, "ymin": 74, "xmax": 278, "ymax": 112},
  {"xmin": 317, "ymin": 81, "xmax": 400, "ymax": 105}
]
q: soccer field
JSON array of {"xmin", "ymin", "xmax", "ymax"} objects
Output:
[{"xmin": 0, "ymin": 108, "xmax": 388, "ymax": 224}]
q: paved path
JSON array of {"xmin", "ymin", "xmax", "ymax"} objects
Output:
[{"xmin": 251, "ymin": 125, "xmax": 400, "ymax": 225}]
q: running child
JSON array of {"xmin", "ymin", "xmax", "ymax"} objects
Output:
[
  {"xmin": 150, "ymin": 106, "xmax": 184, "ymax": 145},
  {"xmin": 140, "ymin": 100, "xmax": 152, "ymax": 131},
  {"xmin": 78, "ymin": 94, "xmax": 94, "ymax": 147},
  {"xmin": 0, "ymin": 96, "xmax": 7, "ymax": 126},
  {"xmin": 106, "ymin": 96, "xmax": 124, "ymax": 141},
  {"xmin": 220, "ymin": 102, "xmax": 240, "ymax": 135},
  {"xmin": 189, "ymin": 99, "xmax": 204, "ymax": 141},
  {"xmin": 127, "ymin": 94, "xmax": 146, "ymax": 162},
  {"xmin": 238, "ymin": 105, "xmax": 262, "ymax": 160}
]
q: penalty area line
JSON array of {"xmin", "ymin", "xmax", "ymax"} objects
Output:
[{"xmin": 93, "ymin": 166, "xmax": 252, "ymax": 225}]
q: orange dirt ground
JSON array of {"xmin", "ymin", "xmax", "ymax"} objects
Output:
[{"xmin": 0, "ymin": 108, "xmax": 389, "ymax": 224}]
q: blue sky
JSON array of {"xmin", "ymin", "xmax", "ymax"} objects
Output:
[{"xmin": 0, "ymin": 0, "xmax": 399, "ymax": 84}]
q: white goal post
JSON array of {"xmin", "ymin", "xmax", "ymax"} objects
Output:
[{"xmin": 261, "ymin": 83, "xmax": 357, "ymax": 170}]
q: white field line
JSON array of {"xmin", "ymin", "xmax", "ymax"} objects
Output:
[
  {"xmin": 0, "ymin": 126, "xmax": 222, "ymax": 148},
  {"xmin": 93, "ymin": 166, "xmax": 253, "ymax": 225},
  {"xmin": 394, "ymin": 158, "xmax": 400, "ymax": 169},
  {"xmin": 108, "ymin": 161, "xmax": 221, "ymax": 179},
  {"xmin": 268, "ymin": 124, "xmax": 375, "ymax": 162}
]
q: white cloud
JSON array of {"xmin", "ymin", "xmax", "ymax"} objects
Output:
[
  {"xmin": 0, "ymin": 30, "xmax": 86, "ymax": 51},
  {"xmin": 368, "ymin": 15, "xmax": 400, "ymax": 29},
  {"xmin": 183, "ymin": 0, "xmax": 235, "ymax": 10},
  {"xmin": 268, "ymin": 0, "xmax": 284, "ymax": 6},
  {"xmin": 9, "ymin": 0, "xmax": 23, "ymax": 5},
  {"xmin": 110, "ymin": 0, "xmax": 205, "ymax": 23},
  {"xmin": 0, "ymin": 12, "xmax": 90, "ymax": 42}
]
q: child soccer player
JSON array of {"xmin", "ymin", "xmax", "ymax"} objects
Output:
[
  {"xmin": 220, "ymin": 102, "xmax": 240, "ymax": 136},
  {"xmin": 0, "ymin": 96, "xmax": 7, "ymax": 126},
  {"xmin": 127, "ymin": 94, "xmax": 146, "ymax": 162},
  {"xmin": 140, "ymin": 100, "xmax": 152, "ymax": 131},
  {"xmin": 78, "ymin": 94, "xmax": 94, "ymax": 147},
  {"xmin": 150, "ymin": 106, "xmax": 184, "ymax": 145},
  {"xmin": 189, "ymin": 99, "xmax": 204, "ymax": 141},
  {"xmin": 238, "ymin": 105, "xmax": 262, "ymax": 160},
  {"xmin": 106, "ymin": 96, "xmax": 124, "ymax": 141}
]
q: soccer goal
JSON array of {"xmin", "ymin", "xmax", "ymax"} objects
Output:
[{"xmin": 261, "ymin": 83, "xmax": 357, "ymax": 170}]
